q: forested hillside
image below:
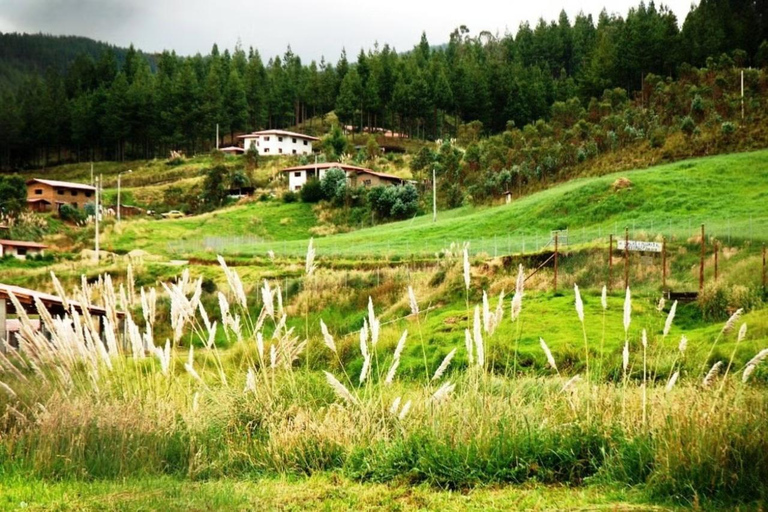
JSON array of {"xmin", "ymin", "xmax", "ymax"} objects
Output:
[{"xmin": 0, "ymin": 0, "xmax": 767, "ymax": 175}]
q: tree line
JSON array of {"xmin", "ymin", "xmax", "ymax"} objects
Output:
[{"xmin": 1, "ymin": 0, "xmax": 767, "ymax": 169}]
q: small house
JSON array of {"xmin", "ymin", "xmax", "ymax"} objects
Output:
[
  {"xmin": 280, "ymin": 162, "xmax": 404, "ymax": 191},
  {"xmin": 0, "ymin": 239, "xmax": 47, "ymax": 260},
  {"xmin": 26, "ymin": 179, "xmax": 96, "ymax": 212},
  {"xmin": 237, "ymin": 130, "xmax": 319, "ymax": 156}
]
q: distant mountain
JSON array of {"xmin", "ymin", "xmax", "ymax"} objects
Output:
[{"xmin": 0, "ymin": 32, "xmax": 148, "ymax": 91}]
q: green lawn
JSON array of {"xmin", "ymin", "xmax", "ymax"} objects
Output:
[
  {"xmin": 108, "ymin": 149, "xmax": 768, "ymax": 259},
  {"xmin": 0, "ymin": 474, "xmax": 685, "ymax": 511}
]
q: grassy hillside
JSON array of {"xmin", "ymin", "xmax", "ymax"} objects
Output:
[{"xmin": 106, "ymin": 149, "xmax": 768, "ymax": 257}]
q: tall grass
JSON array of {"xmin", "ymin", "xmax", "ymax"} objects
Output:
[{"xmin": 0, "ymin": 252, "xmax": 766, "ymax": 505}]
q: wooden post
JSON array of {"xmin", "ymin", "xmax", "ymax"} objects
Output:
[
  {"xmin": 763, "ymin": 244, "xmax": 766, "ymax": 294},
  {"xmin": 662, "ymin": 237, "xmax": 667, "ymax": 290},
  {"xmin": 554, "ymin": 232, "xmax": 558, "ymax": 293},
  {"xmin": 608, "ymin": 234, "xmax": 613, "ymax": 291},
  {"xmin": 624, "ymin": 227, "xmax": 629, "ymax": 290},
  {"xmin": 714, "ymin": 241, "xmax": 719, "ymax": 282},
  {"xmin": 0, "ymin": 298, "xmax": 6, "ymax": 354},
  {"xmin": 699, "ymin": 224, "xmax": 705, "ymax": 292}
]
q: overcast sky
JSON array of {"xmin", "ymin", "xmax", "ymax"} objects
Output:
[{"xmin": 0, "ymin": 0, "xmax": 697, "ymax": 62}]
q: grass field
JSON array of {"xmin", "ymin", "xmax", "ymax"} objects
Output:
[{"xmin": 104, "ymin": 149, "xmax": 768, "ymax": 258}]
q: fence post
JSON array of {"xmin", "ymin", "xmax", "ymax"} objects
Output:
[
  {"xmin": 624, "ymin": 227, "xmax": 629, "ymax": 290},
  {"xmin": 554, "ymin": 232, "xmax": 558, "ymax": 293},
  {"xmin": 763, "ymin": 244, "xmax": 766, "ymax": 294},
  {"xmin": 662, "ymin": 237, "xmax": 667, "ymax": 291},
  {"xmin": 699, "ymin": 224, "xmax": 705, "ymax": 292},
  {"xmin": 608, "ymin": 234, "xmax": 613, "ymax": 291},
  {"xmin": 714, "ymin": 240, "xmax": 719, "ymax": 282}
]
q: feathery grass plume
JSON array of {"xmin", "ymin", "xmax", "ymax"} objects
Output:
[
  {"xmin": 463, "ymin": 246, "xmax": 471, "ymax": 290},
  {"xmin": 217, "ymin": 255, "xmax": 247, "ymax": 309},
  {"xmin": 601, "ymin": 285, "xmax": 607, "ymax": 310},
  {"xmin": 742, "ymin": 364, "xmax": 756, "ymax": 383},
  {"xmin": 430, "ymin": 381, "xmax": 456, "ymax": 403},
  {"xmin": 663, "ymin": 300, "xmax": 677, "ymax": 337},
  {"xmin": 256, "ymin": 332, "xmax": 265, "ymax": 361},
  {"xmin": 623, "ymin": 287, "xmax": 632, "ymax": 336},
  {"xmin": 184, "ymin": 346, "xmax": 204, "ymax": 384},
  {"xmin": 393, "ymin": 330, "xmax": 407, "ymax": 360},
  {"xmin": 473, "ymin": 305, "xmax": 484, "ymax": 367},
  {"xmin": 0, "ymin": 380, "xmax": 17, "ymax": 398},
  {"xmin": 319, "ymin": 319, "xmax": 337, "ymax": 354},
  {"xmin": 561, "ymin": 374, "xmax": 582, "ymax": 393},
  {"xmin": 464, "ymin": 329, "xmax": 474, "ymax": 365},
  {"xmin": 50, "ymin": 271, "xmax": 69, "ymax": 309},
  {"xmin": 722, "ymin": 308, "xmax": 743, "ymax": 335},
  {"xmin": 261, "ymin": 280, "xmax": 274, "ymax": 319},
  {"xmin": 244, "ymin": 368, "xmax": 257, "ymax": 394},
  {"xmin": 390, "ymin": 396, "xmax": 401, "ymax": 415},
  {"xmin": 665, "ymin": 371, "xmax": 679, "ymax": 392},
  {"xmin": 622, "ymin": 341, "xmax": 630, "ymax": 372},
  {"xmin": 493, "ymin": 291, "xmax": 505, "ymax": 330},
  {"xmin": 539, "ymin": 338, "xmax": 557, "ymax": 371},
  {"xmin": 482, "ymin": 291, "xmax": 491, "ymax": 333},
  {"xmin": 324, "ymin": 371, "xmax": 358, "ymax": 405},
  {"xmin": 398, "ymin": 400, "xmax": 412, "ymax": 420},
  {"xmin": 384, "ymin": 357, "xmax": 400, "ymax": 385},
  {"xmin": 408, "ymin": 286, "xmax": 419, "ymax": 316},
  {"xmin": 305, "ymin": 237, "xmax": 316, "ymax": 276},
  {"xmin": 267, "ymin": 249, "xmax": 275, "ymax": 260},
  {"xmin": 432, "ymin": 348, "xmax": 457, "ymax": 381},
  {"xmin": 745, "ymin": 348, "xmax": 768, "ymax": 368},
  {"xmin": 738, "ymin": 323, "xmax": 747, "ymax": 342},
  {"xmin": 679, "ymin": 335, "xmax": 688, "ymax": 354},
  {"xmin": 574, "ymin": 284, "xmax": 584, "ymax": 323},
  {"xmin": 703, "ymin": 361, "xmax": 723, "ymax": 387},
  {"xmin": 153, "ymin": 340, "xmax": 171, "ymax": 376},
  {"xmin": 657, "ymin": 296, "xmax": 666, "ymax": 312},
  {"xmin": 642, "ymin": 329, "xmax": 648, "ymax": 348},
  {"xmin": 367, "ymin": 297, "xmax": 380, "ymax": 347},
  {"xmin": 359, "ymin": 355, "xmax": 371, "ymax": 383},
  {"xmin": 359, "ymin": 319, "xmax": 369, "ymax": 359}
]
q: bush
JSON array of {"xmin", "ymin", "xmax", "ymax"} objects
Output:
[
  {"xmin": 698, "ymin": 282, "xmax": 763, "ymax": 321},
  {"xmin": 320, "ymin": 168, "xmax": 347, "ymax": 205},
  {"xmin": 369, "ymin": 184, "xmax": 419, "ymax": 220},
  {"xmin": 721, "ymin": 121, "xmax": 736, "ymax": 136},
  {"xmin": 58, "ymin": 204, "xmax": 87, "ymax": 224},
  {"xmin": 680, "ymin": 116, "xmax": 696, "ymax": 136},
  {"xmin": 282, "ymin": 191, "xmax": 298, "ymax": 203},
  {"xmin": 300, "ymin": 179, "xmax": 324, "ymax": 203}
]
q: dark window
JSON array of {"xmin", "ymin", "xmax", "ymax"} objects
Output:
[
  {"xmin": 294, "ymin": 185, "xmax": 301, "ymax": 191},
  {"xmin": 35, "ymin": 189, "xmax": 43, "ymax": 195},
  {"xmin": 264, "ymin": 136, "xmax": 270, "ymax": 141},
  {"xmin": 85, "ymin": 191, "xmax": 92, "ymax": 198},
  {"xmin": 278, "ymin": 136, "xmax": 283, "ymax": 142},
  {"xmin": 364, "ymin": 179, "xmax": 372, "ymax": 187},
  {"xmin": 294, "ymin": 172, "xmax": 301, "ymax": 177},
  {"xmin": 71, "ymin": 190, "xmax": 78, "ymax": 196},
  {"xmin": 292, "ymin": 149, "xmax": 297, "ymax": 154},
  {"xmin": 16, "ymin": 247, "xmax": 27, "ymax": 256},
  {"xmin": 278, "ymin": 148, "xmax": 283, "ymax": 154},
  {"xmin": 264, "ymin": 148, "xmax": 270, "ymax": 153},
  {"xmin": 303, "ymin": 140, "xmax": 308, "ymax": 146},
  {"xmin": 57, "ymin": 189, "xmax": 64, "ymax": 195},
  {"xmin": 292, "ymin": 138, "xmax": 297, "ymax": 143}
]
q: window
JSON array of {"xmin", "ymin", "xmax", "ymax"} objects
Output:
[
  {"xmin": 71, "ymin": 190, "xmax": 78, "ymax": 196},
  {"xmin": 16, "ymin": 247, "xmax": 27, "ymax": 256},
  {"xmin": 292, "ymin": 149, "xmax": 297, "ymax": 155},
  {"xmin": 292, "ymin": 138, "xmax": 297, "ymax": 143},
  {"xmin": 303, "ymin": 140, "xmax": 308, "ymax": 146},
  {"xmin": 85, "ymin": 191, "xmax": 92, "ymax": 198},
  {"xmin": 294, "ymin": 185, "xmax": 301, "ymax": 191},
  {"xmin": 264, "ymin": 136, "xmax": 270, "ymax": 141},
  {"xmin": 264, "ymin": 148, "xmax": 270, "ymax": 153},
  {"xmin": 34, "ymin": 189, "xmax": 43, "ymax": 195},
  {"xmin": 278, "ymin": 148, "xmax": 283, "ymax": 154},
  {"xmin": 71, "ymin": 202, "xmax": 78, "ymax": 209},
  {"xmin": 57, "ymin": 189, "xmax": 64, "ymax": 195},
  {"xmin": 278, "ymin": 136, "xmax": 283, "ymax": 142},
  {"xmin": 294, "ymin": 172, "xmax": 301, "ymax": 177},
  {"xmin": 364, "ymin": 179, "xmax": 372, "ymax": 187}
]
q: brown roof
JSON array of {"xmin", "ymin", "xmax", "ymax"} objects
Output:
[
  {"xmin": 0, "ymin": 282, "xmax": 124, "ymax": 318},
  {"xmin": 237, "ymin": 130, "xmax": 320, "ymax": 141},
  {"xmin": 26, "ymin": 179, "xmax": 96, "ymax": 192},
  {"xmin": 280, "ymin": 162, "xmax": 403, "ymax": 182},
  {"xmin": 0, "ymin": 239, "xmax": 47, "ymax": 249}
]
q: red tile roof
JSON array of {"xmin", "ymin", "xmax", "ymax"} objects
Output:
[{"xmin": 0, "ymin": 239, "xmax": 47, "ymax": 249}]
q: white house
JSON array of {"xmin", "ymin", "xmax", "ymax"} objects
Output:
[
  {"xmin": 280, "ymin": 162, "xmax": 404, "ymax": 191},
  {"xmin": 237, "ymin": 130, "xmax": 319, "ymax": 156},
  {"xmin": 0, "ymin": 239, "xmax": 47, "ymax": 260}
]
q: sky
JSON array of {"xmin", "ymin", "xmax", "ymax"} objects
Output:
[{"xmin": 0, "ymin": 0, "xmax": 697, "ymax": 62}]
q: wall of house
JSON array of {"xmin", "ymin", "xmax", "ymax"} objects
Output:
[
  {"xmin": 348, "ymin": 173, "xmax": 400, "ymax": 188},
  {"xmin": 288, "ymin": 170, "xmax": 307, "ymax": 191},
  {"xmin": 0, "ymin": 245, "xmax": 43, "ymax": 260},
  {"xmin": 26, "ymin": 183, "xmax": 94, "ymax": 211},
  {"xmin": 243, "ymin": 136, "xmax": 313, "ymax": 156}
]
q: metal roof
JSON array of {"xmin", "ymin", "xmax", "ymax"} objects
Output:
[{"xmin": 26, "ymin": 179, "xmax": 96, "ymax": 192}]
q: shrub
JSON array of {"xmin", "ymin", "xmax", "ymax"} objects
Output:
[
  {"xmin": 721, "ymin": 121, "xmax": 736, "ymax": 136},
  {"xmin": 300, "ymin": 179, "xmax": 324, "ymax": 203},
  {"xmin": 680, "ymin": 116, "xmax": 696, "ymax": 136},
  {"xmin": 282, "ymin": 191, "xmax": 299, "ymax": 203},
  {"xmin": 320, "ymin": 167, "xmax": 347, "ymax": 205},
  {"xmin": 58, "ymin": 204, "xmax": 86, "ymax": 224}
]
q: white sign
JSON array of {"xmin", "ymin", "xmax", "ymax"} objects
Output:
[{"xmin": 617, "ymin": 240, "xmax": 663, "ymax": 253}]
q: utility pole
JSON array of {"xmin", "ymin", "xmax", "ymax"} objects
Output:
[
  {"xmin": 624, "ymin": 227, "xmax": 629, "ymax": 290},
  {"xmin": 90, "ymin": 161, "xmax": 94, "ymax": 187},
  {"xmin": 699, "ymin": 224, "xmax": 705, "ymax": 292},
  {"xmin": 432, "ymin": 167, "xmax": 437, "ymax": 223},
  {"xmin": 94, "ymin": 175, "xmax": 100, "ymax": 263},
  {"xmin": 662, "ymin": 237, "xmax": 667, "ymax": 290}
]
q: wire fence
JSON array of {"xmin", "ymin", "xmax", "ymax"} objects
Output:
[{"xmin": 167, "ymin": 215, "xmax": 768, "ymax": 259}]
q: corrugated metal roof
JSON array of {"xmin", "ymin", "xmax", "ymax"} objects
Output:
[
  {"xmin": 26, "ymin": 179, "xmax": 96, "ymax": 192},
  {"xmin": 237, "ymin": 130, "xmax": 320, "ymax": 141}
]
